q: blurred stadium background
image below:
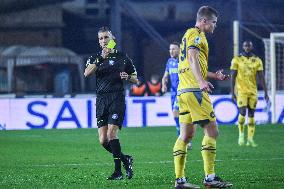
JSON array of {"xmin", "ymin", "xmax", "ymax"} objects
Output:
[
  {"xmin": 0, "ymin": 0, "xmax": 283, "ymax": 128},
  {"xmin": 0, "ymin": 0, "xmax": 283, "ymax": 95},
  {"xmin": 0, "ymin": 0, "xmax": 284, "ymax": 188}
]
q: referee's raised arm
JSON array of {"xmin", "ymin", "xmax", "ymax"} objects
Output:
[{"xmin": 84, "ymin": 56, "xmax": 99, "ymax": 77}]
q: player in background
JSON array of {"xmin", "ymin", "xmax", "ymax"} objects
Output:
[
  {"xmin": 162, "ymin": 42, "xmax": 192, "ymax": 149},
  {"xmin": 84, "ymin": 26, "xmax": 138, "ymax": 180},
  {"xmin": 231, "ymin": 40, "xmax": 269, "ymax": 147},
  {"xmin": 173, "ymin": 6, "xmax": 232, "ymax": 189}
]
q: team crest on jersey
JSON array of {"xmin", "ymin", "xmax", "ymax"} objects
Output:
[
  {"xmin": 210, "ymin": 112, "xmax": 215, "ymax": 118},
  {"xmin": 112, "ymin": 114, "xmax": 118, "ymax": 120},
  {"xmin": 109, "ymin": 60, "xmax": 115, "ymax": 65},
  {"xmin": 194, "ymin": 36, "xmax": 201, "ymax": 44}
]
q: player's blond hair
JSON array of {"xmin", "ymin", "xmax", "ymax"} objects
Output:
[{"xmin": 196, "ymin": 6, "xmax": 218, "ymax": 21}]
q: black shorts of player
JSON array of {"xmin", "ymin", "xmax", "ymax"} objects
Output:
[{"xmin": 96, "ymin": 92, "xmax": 126, "ymax": 129}]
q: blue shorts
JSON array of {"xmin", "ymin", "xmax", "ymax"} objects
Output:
[{"xmin": 171, "ymin": 95, "xmax": 179, "ymax": 111}]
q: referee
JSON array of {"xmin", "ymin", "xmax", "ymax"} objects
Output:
[{"xmin": 84, "ymin": 26, "xmax": 138, "ymax": 180}]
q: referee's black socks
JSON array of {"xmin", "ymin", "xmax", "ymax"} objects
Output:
[
  {"xmin": 109, "ymin": 139, "xmax": 127, "ymax": 173},
  {"xmin": 102, "ymin": 141, "xmax": 112, "ymax": 153},
  {"xmin": 103, "ymin": 140, "xmax": 127, "ymax": 164}
]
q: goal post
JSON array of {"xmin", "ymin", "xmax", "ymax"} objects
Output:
[
  {"xmin": 233, "ymin": 20, "xmax": 239, "ymax": 56},
  {"xmin": 263, "ymin": 32, "xmax": 284, "ymax": 123}
]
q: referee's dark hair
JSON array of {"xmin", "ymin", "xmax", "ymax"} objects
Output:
[
  {"xmin": 170, "ymin": 41, "xmax": 180, "ymax": 46},
  {"xmin": 98, "ymin": 26, "xmax": 111, "ymax": 33}
]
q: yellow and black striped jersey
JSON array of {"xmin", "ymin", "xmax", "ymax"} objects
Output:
[{"xmin": 178, "ymin": 27, "xmax": 209, "ymax": 91}]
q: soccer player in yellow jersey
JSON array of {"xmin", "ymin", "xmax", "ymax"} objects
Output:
[
  {"xmin": 173, "ymin": 6, "xmax": 232, "ymax": 189},
  {"xmin": 231, "ymin": 40, "xmax": 269, "ymax": 147}
]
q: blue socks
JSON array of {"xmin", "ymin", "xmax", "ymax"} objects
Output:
[{"xmin": 174, "ymin": 117, "xmax": 180, "ymax": 136}]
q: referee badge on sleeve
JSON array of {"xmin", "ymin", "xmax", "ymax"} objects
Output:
[{"xmin": 210, "ymin": 111, "xmax": 216, "ymax": 118}]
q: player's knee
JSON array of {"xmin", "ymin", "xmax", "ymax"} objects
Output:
[
  {"xmin": 210, "ymin": 130, "xmax": 219, "ymax": 139},
  {"xmin": 107, "ymin": 133, "xmax": 117, "ymax": 140},
  {"xmin": 179, "ymin": 134, "xmax": 193, "ymax": 144},
  {"xmin": 173, "ymin": 138, "xmax": 188, "ymax": 151},
  {"xmin": 187, "ymin": 131, "xmax": 195, "ymax": 140},
  {"xmin": 107, "ymin": 127, "xmax": 118, "ymax": 140},
  {"xmin": 98, "ymin": 134, "xmax": 107, "ymax": 145},
  {"xmin": 204, "ymin": 122, "xmax": 219, "ymax": 138}
]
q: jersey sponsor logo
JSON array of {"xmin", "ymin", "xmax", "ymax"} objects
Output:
[
  {"xmin": 169, "ymin": 68, "xmax": 178, "ymax": 74},
  {"xmin": 109, "ymin": 60, "xmax": 115, "ymax": 65},
  {"xmin": 179, "ymin": 67, "xmax": 190, "ymax": 74},
  {"xmin": 112, "ymin": 114, "xmax": 118, "ymax": 120},
  {"xmin": 194, "ymin": 36, "xmax": 201, "ymax": 44}
]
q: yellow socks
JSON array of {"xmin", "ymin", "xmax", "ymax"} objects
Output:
[
  {"xmin": 173, "ymin": 138, "xmax": 187, "ymax": 178},
  {"xmin": 238, "ymin": 114, "xmax": 245, "ymax": 135},
  {"xmin": 247, "ymin": 117, "xmax": 255, "ymax": 141},
  {"xmin": 238, "ymin": 114, "xmax": 245, "ymax": 145},
  {"xmin": 201, "ymin": 135, "xmax": 216, "ymax": 176}
]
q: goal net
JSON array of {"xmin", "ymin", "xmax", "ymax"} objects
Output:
[{"xmin": 263, "ymin": 33, "xmax": 284, "ymax": 123}]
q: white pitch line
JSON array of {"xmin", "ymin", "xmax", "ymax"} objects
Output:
[{"xmin": 32, "ymin": 157, "xmax": 284, "ymax": 167}]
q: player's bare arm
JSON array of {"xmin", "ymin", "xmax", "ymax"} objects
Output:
[
  {"xmin": 120, "ymin": 72, "xmax": 138, "ymax": 84},
  {"xmin": 257, "ymin": 70, "xmax": 269, "ymax": 101},
  {"xmin": 207, "ymin": 69, "xmax": 230, "ymax": 81},
  {"xmin": 162, "ymin": 71, "xmax": 169, "ymax": 93},
  {"xmin": 231, "ymin": 70, "xmax": 237, "ymax": 101},
  {"xmin": 188, "ymin": 48, "xmax": 214, "ymax": 93}
]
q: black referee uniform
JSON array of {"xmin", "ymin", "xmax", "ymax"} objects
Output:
[
  {"xmin": 87, "ymin": 49, "xmax": 136, "ymax": 180},
  {"xmin": 88, "ymin": 49, "xmax": 136, "ymax": 128}
]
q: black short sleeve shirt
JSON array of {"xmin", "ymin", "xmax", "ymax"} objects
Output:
[{"xmin": 87, "ymin": 50, "xmax": 136, "ymax": 95}]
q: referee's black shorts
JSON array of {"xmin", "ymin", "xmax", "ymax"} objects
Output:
[{"xmin": 96, "ymin": 92, "xmax": 126, "ymax": 129}]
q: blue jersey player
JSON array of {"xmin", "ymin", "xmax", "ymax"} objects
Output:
[
  {"xmin": 162, "ymin": 42, "xmax": 192, "ymax": 149},
  {"xmin": 162, "ymin": 42, "xmax": 180, "ymax": 133}
]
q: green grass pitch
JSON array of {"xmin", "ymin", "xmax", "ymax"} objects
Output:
[{"xmin": 1, "ymin": 125, "xmax": 284, "ymax": 189}]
